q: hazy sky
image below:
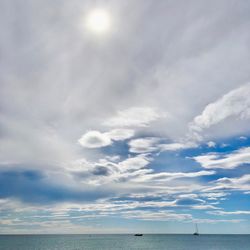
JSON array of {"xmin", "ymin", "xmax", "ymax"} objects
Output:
[{"xmin": 0, "ymin": 0, "xmax": 250, "ymax": 234}]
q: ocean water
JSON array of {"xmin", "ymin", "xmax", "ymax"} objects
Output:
[{"xmin": 0, "ymin": 234, "xmax": 249, "ymax": 250}]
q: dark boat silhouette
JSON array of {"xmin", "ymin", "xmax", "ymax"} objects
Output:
[
  {"xmin": 193, "ymin": 223, "xmax": 199, "ymax": 236},
  {"xmin": 134, "ymin": 234, "xmax": 143, "ymax": 236}
]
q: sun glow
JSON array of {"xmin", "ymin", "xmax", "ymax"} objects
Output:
[{"xmin": 85, "ymin": 9, "xmax": 111, "ymax": 34}]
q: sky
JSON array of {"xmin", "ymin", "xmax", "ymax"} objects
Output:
[{"xmin": 0, "ymin": 0, "xmax": 250, "ymax": 234}]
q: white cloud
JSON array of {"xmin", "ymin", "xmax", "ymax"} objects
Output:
[
  {"xmin": 200, "ymin": 192, "xmax": 228, "ymax": 200},
  {"xmin": 128, "ymin": 137, "xmax": 196, "ymax": 154},
  {"xmin": 178, "ymin": 194, "xmax": 198, "ymax": 199},
  {"xmin": 239, "ymin": 136, "xmax": 247, "ymax": 140},
  {"xmin": 105, "ymin": 155, "xmax": 120, "ymax": 162},
  {"xmin": 205, "ymin": 174, "xmax": 250, "ymax": 192},
  {"xmin": 78, "ymin": 129, "xmax": 134, "ymax": 148},
  {"xmin": 69, "ymin": 158, "xmax": 94, "ymax": 171},
  {"xmin": 194, "ymin": 147, "xmax": 250, "ymax": 169},
  {"xmin": 117, "ymin": 154, "xmax": 150, "ymax": 172},
  {"xmin": 209, "ymin": 210, "xmax": 250, "ymax": 216},
  {"xmin": 191, "ymin": 82, "xmax": 250, "ymax": 132},
  {"xmin": 207, "ymin": 141, "xmax": 216, "ymax": 148},
  {"xmin": 103, "ymin": 107, "xmax": 162, "ymax": 127},
  {"xmin": 77, "ymin": 154, "xmax": 153, "ymax": 185},
  {"xmin": 159, "ymin": 142, "xmax": 197, "ymax": 151},
  {"xmin": 105, "ymin": 129, "xmax": 134, "ymax": 141},
  {"xmin": 191, "ymin": 204, "xmax": 219, "ymax": 210},
  {"xmin": 121, "ymin": 210, "xmax": 192, "ymax": 221},
  {"xmin": 192, "ymin": 218, "xmax": 244, "ymax": 224},
  {"xmin": 128, "ymin": 137, "xmax": 160, "ymax": 153},
  {"xmin": 133, "ymin": 170, "xmax": 215, "ymax": 182},
  {"xmin": 78, "ymin": 130, "xmax": 112, "ymax": 148}
]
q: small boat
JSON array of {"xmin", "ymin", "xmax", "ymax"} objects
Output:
[
  {"xmin": 193, "ymin": 223, "xmax": 199, "ymax": 236},
  {"xmin": 134, "ymin": 234, "xmax": 143, "ymax": 236}
]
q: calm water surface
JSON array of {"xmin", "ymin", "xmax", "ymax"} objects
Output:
[{"xmin": 0, "ymin": 234, "xmax": 249, "ymax": 250}]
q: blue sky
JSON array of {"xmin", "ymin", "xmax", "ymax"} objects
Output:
[{"xmin": 0, "ymin": 0, "xmax": 250, "ymax": 234}]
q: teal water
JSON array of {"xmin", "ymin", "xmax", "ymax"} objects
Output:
[{"xmin": 0, "ymin": 234, "xmax": 249, "ymax": 250}]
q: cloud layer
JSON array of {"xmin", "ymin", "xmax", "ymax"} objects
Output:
[{"xmin": 0, "ymin": 0, "xmax": 250, "ymax": 233}]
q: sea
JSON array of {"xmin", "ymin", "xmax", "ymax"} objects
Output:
[{"xmin": 0, "ymin": 234, "xmax": 249, "ymax": 250}]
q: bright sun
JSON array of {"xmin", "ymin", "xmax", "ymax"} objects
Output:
[{"xmin": 85, "ymin": 9, "xmax": 111, "ymax": 34}]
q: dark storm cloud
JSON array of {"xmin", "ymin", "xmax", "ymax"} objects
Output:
[
  {"xmin": 175, "ymin": 198, "xmax": 203, "ymax": 206},
  {"xmin": 0, "ymin": 168, "xmax": 111, "ymax": 204},
  {"xmin": 92, "ymin": 166, "xmax": 111, "ymax": 176}
]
